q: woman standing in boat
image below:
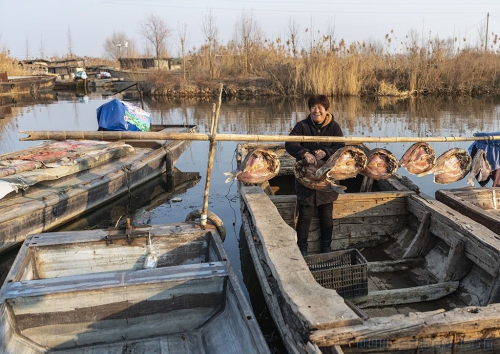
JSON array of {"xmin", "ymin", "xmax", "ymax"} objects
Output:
[{"xmin": 285, "ymin": 94, "xmax": 345, "ymax": 256}]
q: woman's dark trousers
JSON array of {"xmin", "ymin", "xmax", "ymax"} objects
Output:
[{"xmin": 296, "ymin": 202, "xmax": 333, "ymax": 255}]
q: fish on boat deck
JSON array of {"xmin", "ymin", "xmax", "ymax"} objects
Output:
[
  {"xmin": 224, "ymin": 148, "xmax": 280, "ymax": 184},
  {"xmin": 400, "ymin": 142, "xmax": 436, "ymax": 176},
  {"xmin": 294, "ymin": 160, "xmax": 347, "ymax": 194},
  {"xmin": 467, "ymin": 148, "xmax": 492, "ymax": 186},
  {"xmin": 432, "ymin": 148, "xmax": 472, "ymax": 184},
  {"xmin": 360, "ymin": 148, "xmax": 399, "ymax": 180},
  {"xmin": 314, "ymin": 146, "xmax": 368, "ymax": 180}
]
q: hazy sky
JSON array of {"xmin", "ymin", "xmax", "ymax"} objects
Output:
[{"xmin": 1, "ymin": 0, "xmax": 500, "ymax": 59}]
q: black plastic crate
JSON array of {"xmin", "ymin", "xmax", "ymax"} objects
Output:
[{"xmin": 304, "ymin": 249, "xmax": 368, "ymax": 299}]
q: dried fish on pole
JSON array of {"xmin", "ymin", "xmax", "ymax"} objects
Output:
[
  {"xmin": 432, "ymin": 148, "xmax": 472, "ymax": 184},
  {"xmin": 400, "ymin": 142, "xmax": 436, "ymax": 176},
  {"xmin": 467, "ymin": 149, "xmax": 491, "ymax": 186},
  {"xmin": 224, "ymin": 148, "xmax": 280, "ymax": 184},
  {"xmin": 360, "ymin": 148, "xmax": 399, "ymax": 180}
]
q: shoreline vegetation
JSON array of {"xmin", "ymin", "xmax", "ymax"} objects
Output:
[{"xmin": 2, "ymin": 34, "xmax": 500, "ymax": 99}]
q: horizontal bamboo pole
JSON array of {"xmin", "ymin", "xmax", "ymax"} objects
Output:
[{"xmin": 18, "ymin": 130, "xmax": 500, "ymax": 143}]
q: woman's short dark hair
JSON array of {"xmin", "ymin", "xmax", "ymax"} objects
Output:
[{"xmin": 307, "ymin": 94, "xmax": 330, "ymax": 110}]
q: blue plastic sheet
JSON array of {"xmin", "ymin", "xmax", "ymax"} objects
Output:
[
  {"xmin": 468, "ymin": 131, "xmax": 500, "ymax": 171},
  {"xmin": 96, "ymin": 99, "xmax": 151, "ymax": 132}
]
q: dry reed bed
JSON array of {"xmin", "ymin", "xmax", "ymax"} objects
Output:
[{"xmin": 2, "ymin": 39, "xmax": 500, "ymax": 97}]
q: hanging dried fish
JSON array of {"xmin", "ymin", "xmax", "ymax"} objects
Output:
[
  {"xmin": 432, "ymin": 148, "xmax": 472, "ymax": 184},
  {"xmin": 360, "ymin": 148, "xmax": 399, "ymax": 180},
  {"xmin": 400, "ymin": 142, "xmax": 436, "ymax": 176},
  {"xmin": 224, "ymin": 148, "xmax": 280, "ymax": 183},
  {"xmin": 467, "ymin": 149, "xmax": 491, "ymax": 186}
]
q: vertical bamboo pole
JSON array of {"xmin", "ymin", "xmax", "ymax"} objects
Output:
[{"xmin": 200, "ymin": 83, "xmax": 223, "ymax": 229}]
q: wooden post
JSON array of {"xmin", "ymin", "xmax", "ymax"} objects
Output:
[{"xmin": 200, "ymin": 83, "xmax": 223, "ymax": 229}]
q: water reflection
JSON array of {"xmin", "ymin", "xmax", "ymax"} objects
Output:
[
  {"xmin": 1, "ymin": 94, "xmax": 500, "ymax": 353},
  {"xmin": 56, "ymin": 168, "xmax": 201, "ymax": 232}
]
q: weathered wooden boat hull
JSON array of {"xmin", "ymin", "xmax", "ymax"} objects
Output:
[
  {"xmin": 0, "ymin": 223, "xmax": 270, "ymax": 354},
  {"xmin": 0, "ymin": 76, "xmax": 56, "ymax": 96},
  {"xmin": 436, "ymin": 187, "xmax": 500, "ymax": 235},
  {"xmin": 0, "ymin": 125, "xmax": 197, "ymax": 255},
  {"xmin": 238, "ymin": 143, "xmax": 500, "ymax": 354}
]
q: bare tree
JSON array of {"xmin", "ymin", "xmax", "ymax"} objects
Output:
[
  {"xmin": 39, "ymin": 35, "xmax": 45, "ymax": 59},
  {"xmin": 234, "ymin": 11, "xmax": 263, "ymax": 73},
  {"xmin": 177, "ymin": 21, "xmax": 189, "ymax": 80},
  {"xmin": 286, "ymin": 17, "xmax": 300, "ymax": 57},
  {"xmin": 325, "ymin": 17, "xmax": 336, "ymax": 53},
  {"xmin": 25, "ymin": 35, "xmax": 30, "ymax": 60},
  {"xmin": 67, "ymin": 27, "xmax": 73, "ymax": 58},
  {"xmin": 141, "ymin": 14, "xmax": 170, "ymax": 69},
  {"xmin": 201, "ymin": 9, "xmax": 219, "ymax": 79},
  {"xmin": 303, "ymin": 16, "xmax": 319, "ymax": 54},
  {"xmin": 103, "ymin": 32, "xmax": 135, "ymax": 60}
]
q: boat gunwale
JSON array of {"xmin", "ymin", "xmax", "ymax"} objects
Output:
[{"xmin": 436, "ymin": 187, "xmax": 500, "ymax": 236}]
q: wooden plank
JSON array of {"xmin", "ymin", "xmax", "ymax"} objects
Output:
[
  {"xmin": 403, "ymin": 211, "xmax": 431, "ymax": 258},
  {"xmin": 436, "ymin": 188, "xmax": 500, "ymax": 235},
  {"xmin": 367, "ymin": 258, "xmax": 424, "ymax": 273},
  {"xmin": 240, "ymin": 186, "xmax": 362, "ymax": 329},
  {"xmin": 310, "ymin": 303, "xmax": 500, "ymax": 349},
  {"xmin": 349, "ymin": 281, "xmax": 459, "ymax": 309},
  {"xmin": 269, "ymin": 192, "xmax": 414, "ymax": 219},
  {"xmin": 3, "ymin": 262, "xmax": 228, "ymax": 299}
]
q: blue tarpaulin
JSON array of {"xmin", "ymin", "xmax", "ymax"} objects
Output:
[
  {"xmin": 96, "ymin": 99, "xmax": 151, "ymax": 132},
  {"xmin": 468, "ymin": 132, "xmax": 500, "ymax": 171}
]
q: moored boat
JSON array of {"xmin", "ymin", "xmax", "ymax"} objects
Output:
[
  {"xmin": 436, "ymin": 187, "xmax": 500, "ymax": 235},
  {"xmin": 0, "ymin": 222, "xmax": 270, "ymax": 353},
  {"xmin": 238, "ymin": 143, "xmax": 500, "ymax": 353},
  {"xmin": 0, "ymin": 75, "xmax": 56, "ymax": 96},
  {"xmin": 0, "ymin": 124, "xmax": 197, "ymax": 255}
]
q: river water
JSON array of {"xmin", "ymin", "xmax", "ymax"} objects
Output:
[{"xmin": 1, "ymin": 91, "xmax": 500, "ymax": 351}]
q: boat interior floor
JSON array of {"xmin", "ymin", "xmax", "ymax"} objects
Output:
[{"xmin": 354, "ymin": 240, "xmax": 469, "ymax": 318}]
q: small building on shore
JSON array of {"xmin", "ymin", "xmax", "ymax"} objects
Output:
[
  {"xmin": 47, "ymin": 58, "xmax": 86, "ymax": 80},
  {"xmin": 118, "ymin": 58, "xmax": 181, "ymax": 71}
]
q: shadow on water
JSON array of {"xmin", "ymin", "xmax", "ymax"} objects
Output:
[{"xmin": 56, "ymin": 168, "xmax": 201, "ymax": 231}]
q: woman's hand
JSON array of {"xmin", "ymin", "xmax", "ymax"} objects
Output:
[
  {"xmin": 304, "ymin": 152, "xmax": 316, "ymax": 165},
  {"xmin": 314, "ymin": 149, "xmax": 326, "ymax": 160}
]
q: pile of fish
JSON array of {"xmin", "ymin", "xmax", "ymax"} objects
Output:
[
  {"xmin": 225, "ymin": 142, "xmax": 492, "ymax": 188},
  {"xmin": 294, "ymin": 159, "xmax": 347, "ymax": 194}
]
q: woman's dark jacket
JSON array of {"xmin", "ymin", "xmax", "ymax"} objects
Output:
[{"xmin": 285, "ymin": 113, "xmax": 345, "ymax": 206}]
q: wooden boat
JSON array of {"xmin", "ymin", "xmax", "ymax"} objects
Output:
[
  {"xmin": 0, "ymin": 222, "xmax": 270, "ymax": 353},
  {"xmin": 238, "ymin": 143, "xmax": 500, "ymax": 353},
  {"xmin": 0, "ymin": 75, "xmax": 56, "ymax": 96},
  {"xmin": 0, "ymin": 124, "xmax": 197, "ymax": 255},
  {"xmin": 436, "ymin": 187, "xmax": 500, "ymax": 235}
]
